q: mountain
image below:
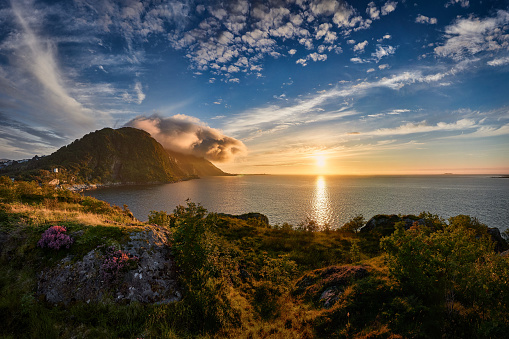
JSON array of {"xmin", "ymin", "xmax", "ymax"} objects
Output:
[{"xmin": 1, "ymin": 127, "xmax": 229, "ymax": 184}]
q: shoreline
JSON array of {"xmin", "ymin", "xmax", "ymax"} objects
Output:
[{"xmin": 62, "ymin": 174, "xmax": 238, "ymax": 192}]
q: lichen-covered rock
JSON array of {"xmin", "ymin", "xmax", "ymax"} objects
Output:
[
  {"xmin": 294, "ymin": 265, "xmax": 368, "ymax": 308},
  {"xmin": 360, "ymin": 214, "xmax": 425, "ymax": 235},
  {"xmin": 37, "ymin": 225, "xmax": 181, "ymax": 305},
  {"xmin": 218, "ymin": 212, "xmax": 270, "ymax": 226}
]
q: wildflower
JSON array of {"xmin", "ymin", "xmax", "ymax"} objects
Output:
[{"xmin": 38, "ymin": 225, "xmax": 74, "ymax": 250}]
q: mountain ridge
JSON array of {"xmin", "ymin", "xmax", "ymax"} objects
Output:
[{"xmin": 0, "ymin": 127, "xmax": 231, "ymax": 184}]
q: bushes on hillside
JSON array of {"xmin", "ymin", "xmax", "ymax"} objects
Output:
[{"xmin": 381, "ymin": 217, "xmax": 509, "ymax": 337}]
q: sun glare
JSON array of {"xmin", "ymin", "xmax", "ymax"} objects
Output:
[{"xmin": 315, "ymin": 155, "xmax": 326, "ymax": 168}]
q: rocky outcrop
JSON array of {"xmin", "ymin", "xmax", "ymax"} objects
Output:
[
  {"xmin": 37, "ymin": 225, "xmax": 181, "ymax": 305},
  {"xmin": 294, "ymin": 265, "xmax": 368, "ymax": 308},
  {"xmin": 218, "ymin": 212, "xmax": 270, "ymax": 226},
  {"xmin": 360, "ymin": 214, "xmax": 425, "ymax": 234},
  {"xmin": 487, "ymin": 227, "xmax": 509, "ymax": 252}
]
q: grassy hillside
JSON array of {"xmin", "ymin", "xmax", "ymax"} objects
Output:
[{"xmin": 1, "ymin": 178, "xmax": 508, "ymax": 338}]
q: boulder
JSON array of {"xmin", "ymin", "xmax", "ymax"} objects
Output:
[
  {"xmin": 294, "ymin": 265, "xmax": 368, "ymax": 308},
  {"xmin": 37, "ymin": 225, "xmax": 181, "ymax": 305}
]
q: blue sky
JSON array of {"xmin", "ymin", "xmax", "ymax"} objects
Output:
[{"xmin": 0, "ymin": 0, "xmax": 508, "ymax": 174}]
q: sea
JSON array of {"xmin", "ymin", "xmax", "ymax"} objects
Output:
[{"xmin": 85, "ymin": 175, "xmax": 509, "ymax": 232}]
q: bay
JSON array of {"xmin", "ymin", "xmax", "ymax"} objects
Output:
[{"xmin": 85, "ymin": 175, "xmax": 509, "ymax": 231}]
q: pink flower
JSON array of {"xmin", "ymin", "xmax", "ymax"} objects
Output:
[{"xmin": 38, "ymin": 226, "xmax": 74, "ymax": 250}]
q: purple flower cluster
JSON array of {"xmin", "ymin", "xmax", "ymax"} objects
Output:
[
  {"xmin": 101, "ymin": 246, "xmax": 139, "ymax": 282},
  {"xmin": 37, "ymin": 225, "xmax": 74, "ymax": 250}
]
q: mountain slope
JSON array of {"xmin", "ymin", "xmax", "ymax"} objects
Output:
[
  {"xmin": 1, "ymin": 127, "xmax": 229, "ymax": 184},
  {"xmin": 167, "ymin": 149, "xmax": 229, "ymax": 177}
]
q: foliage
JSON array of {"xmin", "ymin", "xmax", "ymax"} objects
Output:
[
  {"xmin": 340, "ymin": 214, "xmax": 365, "ymax": 233},
  {"xmin": 381, "ymin": 218, "xmax": 509, "ymax": 337},
  {"xmin": 100, "ymin": 246, "xmax": 139, "ymax": 283},
  {"xmin": 148, "ymin": 210, "xmax": 174, "ymax": 227},
  {"xmin": 37, "ymin": 225, "xmax": 74, "ymax": 250}
]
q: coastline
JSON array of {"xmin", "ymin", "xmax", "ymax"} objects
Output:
[{"xmin": 63, "ymin": 174, "xmax": 238, "ymax": 192}]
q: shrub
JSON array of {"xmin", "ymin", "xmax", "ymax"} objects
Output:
[
  {"xmin": 148, "ymin": 210, "xmax": 173, "ymax": 227},
  {"xmin": 37, "ymin": 225, "xmax": 74, "ymax": 250},
  {"xmin": 341, "ymin": 214, "xmax": 365, "ymax": 233},
  {"xmin": 100, "ymin": 246, "xmax": 139, "ymax": 282}
]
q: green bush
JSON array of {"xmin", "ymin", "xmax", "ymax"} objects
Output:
[{"xmin": 381, "ymin": 219, "xmax": 509, "ymax": 337}]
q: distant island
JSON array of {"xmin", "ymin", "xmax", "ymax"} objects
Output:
[{"xmin": 0, "ymin": 127, "xmax": 232, "ymax": 188}]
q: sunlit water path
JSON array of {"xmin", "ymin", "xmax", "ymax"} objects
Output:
[{"xmin": 85, "ymin": 175, "xmax": 509, "ymax": 231}]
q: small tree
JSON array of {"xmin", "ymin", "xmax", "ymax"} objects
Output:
[{"xmin": 341, "ymin": 214, "xmax": 365, "ymax": 233}]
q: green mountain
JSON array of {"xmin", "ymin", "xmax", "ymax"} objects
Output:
[{"xmin": 1, "ymin": 127, "xmax": 229, "ymax": 184}]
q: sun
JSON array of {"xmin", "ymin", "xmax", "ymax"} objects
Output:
[{"xmin": 315, "ymin": 155, "xmax": 326, "ymax": 168}]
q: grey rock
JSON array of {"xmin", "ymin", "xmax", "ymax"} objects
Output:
[{"xmin": 37, "ymin": 225, "xmax": 181, "ymax": 305}]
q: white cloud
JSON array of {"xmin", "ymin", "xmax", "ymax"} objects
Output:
[
  {"xmin": 434, "ymin": 10, "xmax": 509, "ymax": 61},
  {"xmin": 445, "ymin": 0, "xmax": 469, "ymax": 8},
  {"xmin": 134, "ymin": 81, "xmax": 145, "ymax": 104},
  {"xmin": 353, "ymin": 40, "xmax": 368, "ymax": 52},
  {"xmin": 372, "ymin": 45, "xmax": 396, "ymax": 62},
  {"xmin": 288, "ymin": 49, "xmax": 297, "ymax": 55},
  {"xmin": 378, "ymin": 63, "xmax": 389, "ymax": 69},
  {"xmin": 381, "ymin": 1, "xmax": 397, "ymax": 16},
  {"xmin": 416, "ymin": 14, "xmax": 437, "ymax": 25},
  {"xmin": 308, "ymin": 52, "xmax": 327, "ymax": 61},
  {"xmin": 296, "ymin": 58, "xmax": 307, "ymax": 66},
  {"xmin": 350, "ymin": 57, "xmax": 365, "ymax": 63},
  {"xmin": 366, "ymin": 68, "xmax": 375, "ymax": 72},
  {"xmin": 372, "ymin": 119, "xmax": 477, "ymax": 136},
  {"xmin": 366, "ymin": 2, "xmax": 380, "ymax": 20},
  {"xmin": 487, "ymin": 56, "xmax": 509, "ymax": 66},
  {"xmin": 347, "ymin": 39, "xmax": 356, "ymax": 44}
]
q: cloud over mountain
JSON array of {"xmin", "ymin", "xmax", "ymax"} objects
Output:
[{"xmin": 125, "ymin": 114, "xmax": 247, "ymax": 162}]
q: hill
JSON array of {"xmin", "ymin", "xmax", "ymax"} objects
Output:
[{"xmin": 0, "ymin": 127, "xmax": 229, "ymax": 184}]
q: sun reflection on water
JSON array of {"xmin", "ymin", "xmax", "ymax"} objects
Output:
[{"xmin": 312, "ymin": 176, "xmax": 331, "ymax": 229}]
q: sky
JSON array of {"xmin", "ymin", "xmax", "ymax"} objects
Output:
[{"xmin": 0, "ymin": 0, "xmax": 508, "ymax": 175}]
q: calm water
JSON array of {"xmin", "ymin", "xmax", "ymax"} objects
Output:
[{"xmin": 85, "ymin": 175, "xmax": 509, "ymax": 231}]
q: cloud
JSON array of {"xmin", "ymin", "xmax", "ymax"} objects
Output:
[
  {"xmin": 381, "ymin": 1, "xmax": 397, "ymax": 16},
  {"xmin": 445, "ymin": 0, "xmax": 469, "ymax": 8},
  {"xmin": 487, "ymin": 56, "xmax": 509, "ymax": 66},
  {"xmin": 296, "ymin": 52, "xmax": 327, "ymax": 66},
  {"xmin": 371, "ymin": 119, "xmax": 477, "ymax": 136},
  {"xmin": 353, "ymin": 40, "xmax": 368, "ymax": 52},
  {"xmin": 350, "ymin": 57, "xmax": 366, "ymax": 63},
  {"xmin": 366, "ymin": 2, "xmax": 380, "ymax": 20},
  {"xmin": 434, "ymin": 10, "xmax": 509, "ymax": 61},
  {"xmin": 366, "ymin": 68, "xmax": 375, "ymax": 72},
  {"xmin": 416, "ymin": 14, "xmax": 437, "ymax": 25},
  {"xmin": 125, "ymin": 114, "xmax": 247, "ymax": 162},
  {"xmin": 378, "ymin": 63, "xmax": 389, "ymax": 69},
  {"xmin": 372, "ymin": 45, "xmax": 396, "ymax": 62}
]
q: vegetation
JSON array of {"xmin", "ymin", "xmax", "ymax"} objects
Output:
[{"xmin": 0, "ymin": 177, "xmax": 508, "ymax": 338}]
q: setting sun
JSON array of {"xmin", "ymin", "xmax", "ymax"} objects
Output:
[{"xmin": 315, "ymin": 155, "xmax": 326, "ymax": 168}]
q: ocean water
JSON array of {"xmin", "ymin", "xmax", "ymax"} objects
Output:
[{"xmin": 85, "ymin": 175, "xmax": 509, "ymax": 231}]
